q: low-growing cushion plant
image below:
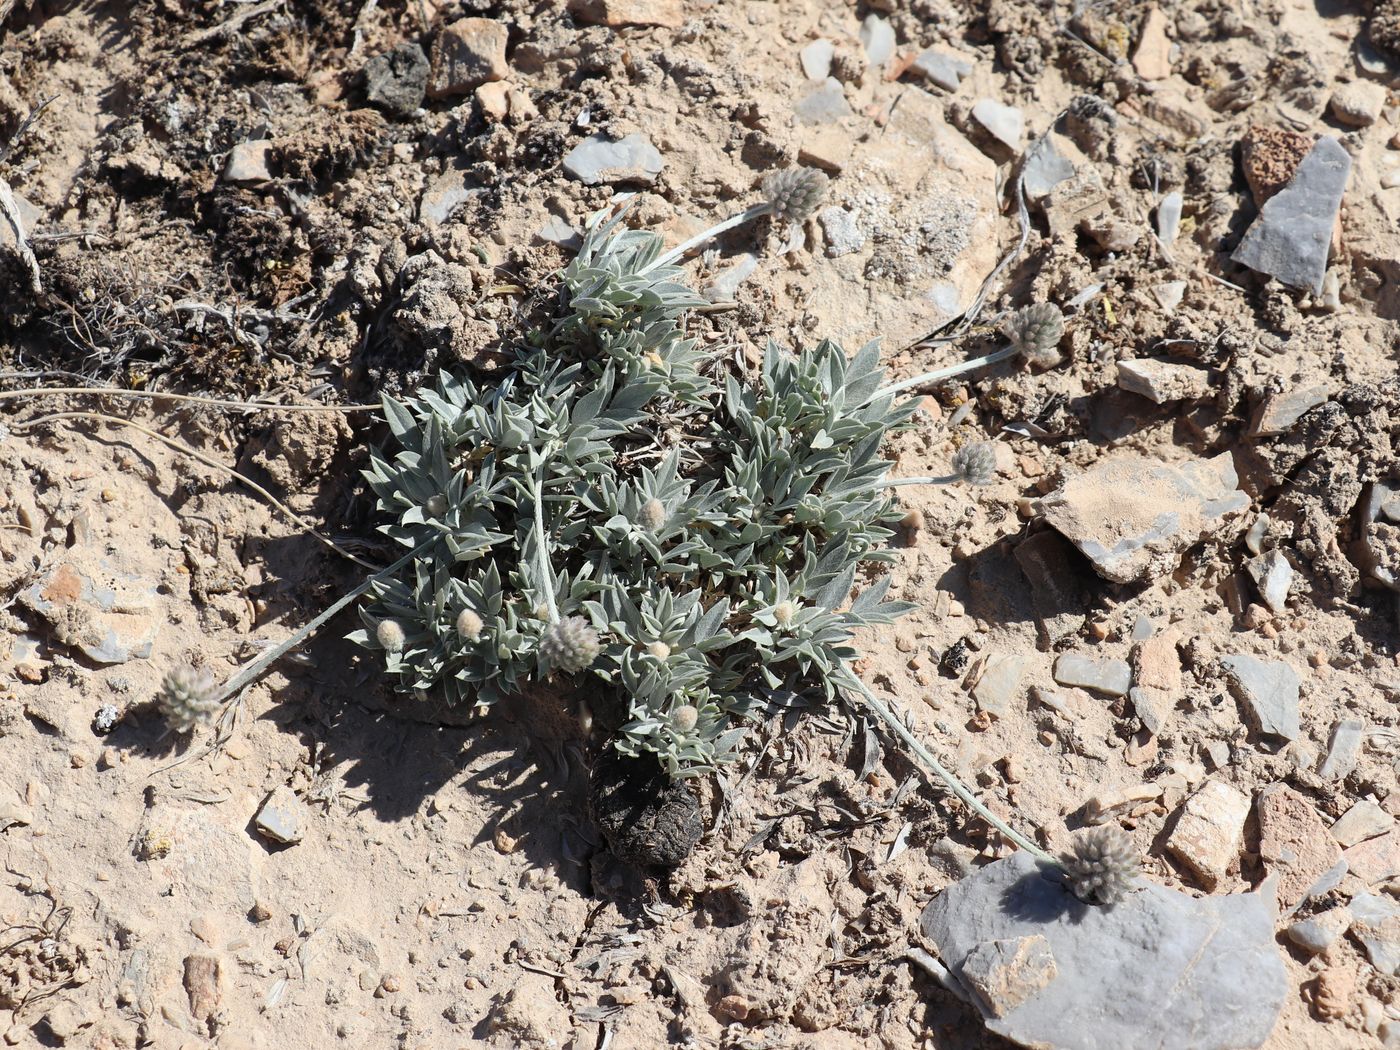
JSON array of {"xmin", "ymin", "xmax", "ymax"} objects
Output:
[{"xmin": 351, "ymin": 200, "xmax": 919, "ymax": 779}]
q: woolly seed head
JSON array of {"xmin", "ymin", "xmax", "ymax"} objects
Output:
[
  {"xmin": 673, "ymin": 704, "xmax": 699, "ymax": 733},
  {"xmin": 376, "ymin": 619, "xmax": 406, "ymax": 652},
  {"xmin": 762, "ymin": 167, "xmax": 830, "ymax": 224},
  {"xmin": 646, "ymin": 640, "xmax": 672, "ymax": 660},
  {"xmin": 773, "ymin": 600, "xmax": 797, "ymax": 627},
  {"xmin": 1002, "ymin": 301, "xmax": 1064, "ymax": 367},
  {"xmin": 425, "ymin": 494, "xmax": 448, "ymax": 518},
  {"xmin": 157, "ymin": 664, "xmax": 220, "ymax": 734},
  {"xmin": 540, "ymin": 616, "xmax": 602, "ymax": 673},
  {"xmin": 1060, "ymin": 825, "xmax": 1140, "ymax": 906},
  {"xmin": 456, "ymin": 608, "xmax": 484, "ymax": 642},
  {"xmin": 951, "ymin": 441, "xmax": 998, "ymax": 486},
  {"xmin": 638, "ymin": 497, "xmax": 667, "ymax": 531}
]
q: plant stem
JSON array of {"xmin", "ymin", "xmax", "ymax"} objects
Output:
[
  {"xmin": 648, "ymin": 203, "xmax": 772, "ymax": 272},
  {"xmin": 212, "ymin": 536, "xmax": 439, "ymax": 705},
  {"xmin": 864, "ymin": 345, "xmax": 1019, "ymax": 406},
  {"xmin": 530, "ymin": 471, "xmax": 560, "ymax": 624},
  {"xmin": 843, "ymin": 670, "xmax": 1058, "ymax": 867},
  {"xmin": 885, "ymin": 475, "xmax": 959, "ymax": 488}
]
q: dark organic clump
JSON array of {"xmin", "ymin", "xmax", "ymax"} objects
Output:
[
  {"xmin": 589, "ymin": 750, "xmax": 704, "ymax": 869},
  {"xmin": 1371, "ymin": 0, "xmax": 1400, "ymax": 57}
]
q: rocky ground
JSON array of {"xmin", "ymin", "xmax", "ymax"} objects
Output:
[{"xmin": 4, "ymin": 0, "xmax": 1400, "ymax": 1048}]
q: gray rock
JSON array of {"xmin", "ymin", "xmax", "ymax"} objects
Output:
[
  {"xmin": 223, "ymin": 140, "xmax": 273, "ymax": 184},
  {"xmin": 920, "ymin": 851, "xmax": 1287, "ymax": 1050},
  {"xmin": 255, "ymin": 786, "xmax": 308, "ymax": 845},
  {"xmin": 859, "ymin": 14, "xmax": 894, "ymax": 67},
  {"xmin": 1221, "ymin": 655, "xmax": 1301, "ymax": 741},
  {"xmin": 562, "ymin": 134, "xmax": 665, "ymax": 186},
  {"xmin": 1245, "ymin": 549, "xmax": 1293, "ymax": 614},
  {"xmin": 1332, "ymin": 800, "xmax": 1393, "ymax": 848},
  {"xmin": 1151, "ymin": 280, "xmax": 1187, "ymax": 313},
  {"xmin": 818, "ymin": 206, "xmax": 865, "ymax": 257},
  {"xmin": 1014, "ymin": 530, "xmax": 1091, "ymax": 648},
  {"xmin": 911, "ymin": 49, "xmax": 973, "ymax": 92},
  {"xmin": 1030, "ymin": 685, "xmax": 1077, "ymax": 718},
  {"xmin": 1053, "ymin": 654, "xmax": 1131, "ymax": 698},
  {"xmin": 363, "ymin": 42, "xmax": 429, "ymax": 117},
  {"xmin": 1116, "ymin": 359, "xmax": 1212, "ymax": 404},
  {"xmin": 701, "ymin": 253, "xmax": 758, "ymax": 302},
  {"xmin": 0, "ymin": 190, "xmax": 39, "ymax": 249},
  {"xmin": 533, "ymin": 215, "xmax": 581, "ymax": 249},
  {"xmin": 1320, "ymin": 718, "xmax": 1366, "ymax": 780},
  {"xmin": 1039, "ymin": 453, "xmax": 1248, "ymax": 585},
  {"xmin": 972, "ymin": 653, "xmax": 1030, "ymax": 718},
  {"xmin": 1020, "ymin": 134, "xmax": 1074, "ymax": 201},
  {"xmin": 800, "ymin": 39, "xmax": 833, "ymax": 81},
  {"xmin": 1231, "ymin": 137, "xmax": 1350, "ymax": 295},
  {"xmin": 795, "ymin": 77, "xmax": 851, "ymax": 125},
  {"xmin": 1350, "ymin": 893, "xmax": 1400, "ymax": 975},
  {"xmin": 418, "ymin": 165, "xmax": 482, "ymax": 225},
  {"xmin": 1285, "ymin": 907, "xmax": 1350, "ymax": 954},
  {"xmin": 1358, "ymin": 481, "xmax": 1400, "ymax": 591},
  {"xmin": 1249, "ymin": 384, "xmax": 1330, "ymax": 436},
  {"xmin": 972, "ymin": 99, "xmax": 1024, "ymax": 150}
]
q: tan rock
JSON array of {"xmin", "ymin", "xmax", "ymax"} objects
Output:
[
  {"xmin": 1345, "ymin": 829, "xmax": 1400, "ymax": 885},
  {"xmin": 567, "ymin": 0, "xmax": 684, "ymax": 28},
  {"xmin": 959, "ymin": 934, "xmax": 1057, "ymax": 1018},
  {"xmin": 799, "ymin": 84, "xmax": 999, "ymax": 349},
  {"xmin": 475, "ymin": 81, "xmax": 511, "ymax": 121},
  {"xmin": 1166, "ymin": 780, "xmax": 1250, "ymax": 890},
  {"xmin": 1083, "ymin": 783, "xmax": 1163, "ymax": 826},
  {"xmin": 1256, "ymin": 784, "xmax": 1341, "ymax": 909},
  {"xmin": 184, "ymin": 953, "xmax": 224, "ymax": 1022},
  {"xmin": 1130, "ymin": 631, "xmax": 1181, "ymax": 736},
  {"xmin": 1132, "ymin": 6, "xmax": 1172, "ymax": 80},
  {"xmin": 1240, "ymin": 125, "xmax": 1314, "ymax": 206},
  {"xmin": 428, "ymin": 17, "xmax": 508, "ymax": 98}
]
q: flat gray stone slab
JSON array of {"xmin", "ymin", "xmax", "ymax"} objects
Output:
[
  {"xmin": 1221, "ymin": 654, "xmax": 1301, "ymax": 741},
  {"xmin": 1231, "ymin": 136, "xmax": 1350, "ymax": 294},
  {"xmin": 562, "ymin": 133, "xmax": 664, "ymax": 186},
  {"xmin": 920, "ymin": 852, "xmax": 1287, "ymax": 1050},
  {"xmin": 1053, "ymin": 653, "xmax": 1132, "ymax": 698}
]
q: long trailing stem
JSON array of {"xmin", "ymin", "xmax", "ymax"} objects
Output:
[
  {"xmin": 865, "ymin": 345, "xmax": 1019, "ymax": 406},
  {"xmin": 842, "ymin": 670, "xmax": 1058, "ymax": 867},
  {"xmin": 885, "ymin": 475, "xmax": 959, "ymax": 488},
  {"xmin": 212, "ymin": 536, "xmax": 438, "ymax": 704},
  {"xmin": 648, "ymin": 203, "xmax": 771, "ymax": 273}
]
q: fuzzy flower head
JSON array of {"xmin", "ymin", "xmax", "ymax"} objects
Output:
[
  {"xmin": 539, "ymin": 616, "xmax": 602, "ymax": 673},
  {"xmin": 951, "ymin": 441, "xmax": 998, "ymax": 486},
  {"xmin": 456, "ymin": 608, "xmax": 484, "ymax": 642},
  {"xmin": 672, "ymin": 704, "xmax": 699, "ymax": 733},
  {"xmin": 157, "ymin": 665, "xmax": 220, "ymax": 734},
  {"xmin": 646, "ymin": 640, "xmax": 672, "ymax": 661},
  {"xmin": 638, "ymin": 497, "xmax": 667, "ymax": 532},
  {"xmin": 762, "ymin": 167, "xmax": 830, "ymax": 224},
  {"xmin": 376, "ymin": 619, "xmax": 406, "ymax": 652},
  {"xmin": 1060, "ymin": 825, "xmax": 1139, "ymax": 906},
  {"xmin": 1002, "ymin": 301, "xmax": 1064, "ymax": 367},
  {"xmin": 772, "ymin": 600, "xmax": 798, "ymax": 628}
]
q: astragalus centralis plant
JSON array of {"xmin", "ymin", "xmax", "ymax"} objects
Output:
[
  {"xmin": 352, "ymin": 199, "xmax": 917, "ymax": 780},
  {"xmin": 348, "ymin": 182, "xmax": 1058, "ymax": 869}
]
